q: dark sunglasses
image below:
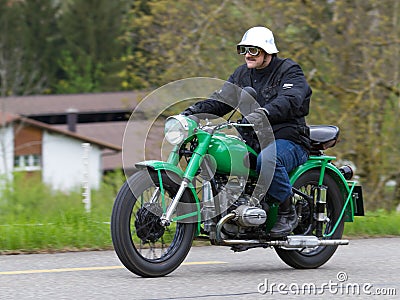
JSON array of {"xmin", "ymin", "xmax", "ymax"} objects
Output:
[{"xmin": 237, "ymin": 46, "xmax": 261, "ymax": 56}]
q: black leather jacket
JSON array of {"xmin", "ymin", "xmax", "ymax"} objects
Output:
[{"xmin": 184, "ymin": 56, "xmax": 312, "ymax": 151}]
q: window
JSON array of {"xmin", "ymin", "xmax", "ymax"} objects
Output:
[{"xmin": 14, "ymin": 154, "xmax": 42, "ymax": 171}]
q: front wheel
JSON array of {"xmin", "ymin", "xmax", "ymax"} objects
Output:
[
  {"xmin": 275, "ymin": 169, "xmax": 345, "ymax": 269},
  {"xmin": 111, "ymin": 170, "xmax": 196, "ymax": 277}
]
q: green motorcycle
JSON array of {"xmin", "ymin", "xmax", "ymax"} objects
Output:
[{"xmin": 111, "ymin": 83, "xmax": 364, "ymax": 278}]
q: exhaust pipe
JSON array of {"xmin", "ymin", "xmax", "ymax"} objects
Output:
[
  {"xmin": 269, "ymin": 235, "xmax": 349, "ymax": 248},
  {"xmin": 215, "ymin": 213, "xmax": 349, "ymax": 248}
]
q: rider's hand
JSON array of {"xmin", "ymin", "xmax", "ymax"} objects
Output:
[
  {"xmin": 181, "ymin": 105, "xmax": 200, "ymax": 116},
  {"xmin": 242, "ymin": 108, "xmax": 269, "ymax": 129}
]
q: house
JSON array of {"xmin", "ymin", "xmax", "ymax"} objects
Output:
[
  {"xmin": 0, "ymin": 91, "xmax": 168, "ymax": 183},
  {"xmin": 0, "ymin": 112, "xmax": 121, "ymax": 191},
  {"xmin": 0, "ymin": 91, "xmax": 164, "ymax": 174}
]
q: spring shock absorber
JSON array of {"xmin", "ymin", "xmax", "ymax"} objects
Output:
[{"xmin": 315, "ymin": 185, "xmax": 328, "ymax": 237}]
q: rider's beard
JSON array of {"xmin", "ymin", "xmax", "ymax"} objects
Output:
[{"xmin": 246, "ymin": 54, "xmax": 270, "ymax": 69}]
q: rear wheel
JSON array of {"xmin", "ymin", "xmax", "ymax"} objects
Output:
[
  {"xmin": 111, "ymin": 170, "xmax": 196, "ymax": 277},
  {"xmin": 275, "ymin": 169, "xmax": 344, "ymax": 269}
]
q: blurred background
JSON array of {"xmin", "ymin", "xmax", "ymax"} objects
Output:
[{"xmin": 0, "ymin": 0, "xmax": 399, "ymax": 251}]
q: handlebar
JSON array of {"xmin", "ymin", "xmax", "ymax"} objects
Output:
[
  {"xmin": 226, "ymin": 122, "xmax": 255, "ymax": 128},
  {"xmin": 202, "ymin": 121, "xmax": 254, "ymax": 132}
]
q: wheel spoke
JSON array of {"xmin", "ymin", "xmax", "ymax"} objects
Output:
[
  {"xmin": 129, "ymin": 183, "xmax": 183, "ymax": 261},
  {"xmin": 275, "ymin": 170, "xmax": 344, "ymax": 269},
  {"xmin": 111, "ymin": 170, "xmax": 195, "ymax": 277},
  {"xmin": 293, "ymin": 179, "xmax": 340, "ymax": 255}
]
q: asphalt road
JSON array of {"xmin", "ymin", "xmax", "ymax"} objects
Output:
[{"xmin": 0, "ymin": 237, "xmax": 399, "ymax": 300}]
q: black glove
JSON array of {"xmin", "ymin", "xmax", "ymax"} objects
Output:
[
  {"xmin": 242, "ymin": 108, "xmax": 273, "ymax": 148},
  {"xmin": 242, "ymin": 108, "xmax": 269, "ymax": 129},
  {"xmin": 181, "ymin": 105, "xmax": 199, "ymax": 116}
]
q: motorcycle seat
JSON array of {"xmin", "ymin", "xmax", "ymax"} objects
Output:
[{"xmin": 309, "ymin": 125, "xmax": 339, "ymax": 152}]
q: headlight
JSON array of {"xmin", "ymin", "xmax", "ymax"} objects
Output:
[{"xmin": 164, "ymin": 115, "xmax": 189, "ymax": 145}]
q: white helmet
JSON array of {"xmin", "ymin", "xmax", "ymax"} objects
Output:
[{"xmin": 237, "ymin": 26, "xmax": 279, "ymax": 54}]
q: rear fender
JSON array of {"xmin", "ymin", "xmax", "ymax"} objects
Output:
[{"xmin": 289, "ymin": 159, "xmax": 355, "ymax": 222}]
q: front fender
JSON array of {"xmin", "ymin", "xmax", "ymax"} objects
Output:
[
  {"xmin": 135, "ymin": 160, "xmax": 201, "ymax": 228},
  {"xmin": 135, "ymin": 160, "xmax": 184, "ymax": 178}
]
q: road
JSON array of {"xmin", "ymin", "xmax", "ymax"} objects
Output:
[{"xmin": 0, "ymin": 237, "xmax": 399, "ymax": 299}]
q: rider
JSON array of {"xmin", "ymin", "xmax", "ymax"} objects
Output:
[{"xmin": 182, "ymin": 26, "xmax": 312, "ymax": 238}]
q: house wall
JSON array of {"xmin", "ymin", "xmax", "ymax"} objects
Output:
[
  {"xmin": 14, "ymin": 124, "xmax": 42, "ymax": 156},
  {"xmin": 42, "ymin": 132, "xmax": 102, "ymax": 191},
  {"xmin": 0, "ymin": 126, "xmax": 14, "ymax": 179}
]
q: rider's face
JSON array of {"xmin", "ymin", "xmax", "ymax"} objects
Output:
[{"xmin": 245, "ymin": 51, "xmax": 271, "ymax": 69}]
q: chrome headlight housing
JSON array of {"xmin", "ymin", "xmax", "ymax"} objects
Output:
[{"xmin": 164, "ymin": 115, "xmax": 190, "ymax": 145}]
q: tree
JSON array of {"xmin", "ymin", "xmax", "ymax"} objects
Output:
[
  {"xmin": 0, "ymin": 0, "xmax": 59, "ymax": 96},
  {"xmin": 261, "ymin": 0, "xmax": 400, "ymax": 209},
  {"xmin": 1, "ymin": 0, "xmax": 399, "ymax": 209},
  {"xmin": 121, "ymin": 0, "xmax": 400, "ymax": 209},
  {"xmin": 120, "ymin": 0, "xmax": 257, "ymax": 88},
  {"xmin": 55, "ymin": 0, "xmax": 130, "ymax": 93},
  {"xmin": 20, "ymin": 0, "xmax": 62, "ymax": 93}
]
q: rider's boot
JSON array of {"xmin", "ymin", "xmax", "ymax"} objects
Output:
[{"xmin": 270, "ymin": 196, "xmax": 298, "ymax": 238}]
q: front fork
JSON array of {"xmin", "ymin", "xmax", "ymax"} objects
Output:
[
  {"xmin": 160, "ymin": 133, "xmax": 212, "ymax": 226},
  {"xmin": 160, "ymin": 179, "xmax": 190, "ymax": 226}
]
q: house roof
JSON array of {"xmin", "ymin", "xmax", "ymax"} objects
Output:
[
  {"xmin": 53, "ymin": 120, "xmax": 166, "ymax": 171},
  {"xmin": 0, "ymin": 91, "xmax": 146, "ymax": 116},
  {"xmin": 0, "ymin": 111, "xmax": 122, "ymax": 152},
  {"xmin": 0, "ymin": 91, "xmax": 168, "ymax": 171}
]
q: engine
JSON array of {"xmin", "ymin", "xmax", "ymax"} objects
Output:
[
  {"xmin": 202, "ymin": 176, "xmax": 268, "ymax": 239},
  {"xmin": 232, "ymin": 205, "xmax": 267, "ymax": 227}
]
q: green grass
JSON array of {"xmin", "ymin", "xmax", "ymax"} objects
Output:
[
  {"xmin": 0, "ymin": 172, "xmax": 399, "ymax": 253},
  {"xmin": 0, "ymin": 171, "xmax": 124, "ymax": 253},
  {"xmin": 344, "ymin": 210, "xmax": 400, "ymax": 237}
]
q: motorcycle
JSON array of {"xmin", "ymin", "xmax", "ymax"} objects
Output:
[{"xmin": 111, "ymin": 83, "xmax": 364, "ymax": 278}]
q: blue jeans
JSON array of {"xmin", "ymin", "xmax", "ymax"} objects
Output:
[{"xmin": 256, "ymin": 139, "xmax": 309, "ymax": 203}]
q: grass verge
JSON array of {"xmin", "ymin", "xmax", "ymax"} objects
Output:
[
  {"xmin": 344, "ymin": 210, "xmax": 400, "ymax": 237},
  {"xmin": 1, "ymin": 173, "xmax": 399, "ymax": 253},
  {"xmin": 0, "ymin": 172, "xmax": 123, "ymax": 254}
]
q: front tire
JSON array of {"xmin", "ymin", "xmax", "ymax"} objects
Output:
[
  {"xmin": 275, "ymin": 169, "xmax": 345, "ymax": 269},
  {"xmin": 111, "ymin": 170, "xmax": 196, "ymax": 277}
]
